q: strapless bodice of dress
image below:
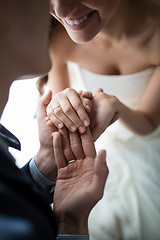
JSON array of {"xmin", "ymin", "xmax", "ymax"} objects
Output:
[
  {"xmin": 67, "ymin": 62, "xmax": 155, "ymax": 108},
  {"xmin": 67, "ymin": 62, "xmax": 160, "ymax": 240}
]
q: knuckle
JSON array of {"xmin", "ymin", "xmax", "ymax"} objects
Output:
[
  {"xmin": 74, "ymin": 100, "xmax": 82, "ymax": 109},
  {"xmin": 63, "ymin": 106, "xmax": 72, "ymax": 115},
  {"xmin": 65, "ymin": 87, "xmax": 73, "ymax": 93}
]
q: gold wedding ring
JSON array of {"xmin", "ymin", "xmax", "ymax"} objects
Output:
[
  {"xmin": 68, "ymin": 159, "xmax": 76, "ymax": 164},
  {"xmin": 52, "ymin": 105, "xmax": 61, "ymax": 112}
]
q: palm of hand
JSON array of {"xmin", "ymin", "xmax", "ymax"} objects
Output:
[
  {"xmin": 54, "ymin": 158, "xmax": 97, "ymax": 221},
  {"xmin": 53, "ymin": 127, "xmax": 108, "ymax": 233}
]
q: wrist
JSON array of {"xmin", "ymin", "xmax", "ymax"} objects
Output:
[
  {"xmin": 114, "ymin": 97, "xmax": 124, "ymax": 118},
  {"xmin": 29, "ymin": 157, "xmax": 56, "ymax": 191},
  {"xmin": 57, "ymin": 216, "xmax": 88, "ymax": 235},
  {"xmin": 35, "ymin": 146, "xmax": 57, "ymax": 181}
]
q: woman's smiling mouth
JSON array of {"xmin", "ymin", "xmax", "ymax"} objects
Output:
[{"xmin": 63, "ymin": 11, "xmax": 96, "ymax": 30}]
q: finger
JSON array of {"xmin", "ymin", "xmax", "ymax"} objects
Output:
[
  {"xmin": 47, "ymin": 98, "xmax": 79, "ymax": 132},
  {"xmin": 68, "ymin": 93, "xmax": 90, "ymax": 128},
  {"xmin": 46, "ymin": 117, "xmax": 54, "ymax": 127},
  {"xmin": 81, "ymin": 90, "xmax": 93, "ymax": 99},
  {"xmin": 64, "ymin": 88, "xmax": 90, "ymax": 128},
  {"xmin": 58, "ymin": 127, "xmax": 75, "ymax": 161},
  {"xmin": 59, "ymin": 95, "xmax": 86, "ymax": 133},
  {"xmin": 69, "ymin": 131, "xmax": 85, "ymax": 160},
  {"xmin": 53, "ymin": 132, "xmax": 66, "ymax": 169},
  {"xmin": 45, "ymin": 117, "xmax": 57, "ymax": 131},
  {"xmin": 78, "ymin": 90, "xmax": 82, "ymax": 95},
  {"xmin": 41, "ymin": 90, "xmax": 52, "ymax": 106},
  {"xmin": 47, "ymin": 104, "xmax": 64, "ymax": 129},
  {"xmin": 80, "ymin": 127, "xmax": 96, "ymax": 158},
  {"xmin": 37, "ymin": 90, "xmax": 52, "ymax": 119},
  {"xmin": 53, "ymin": 100, "xmax": 78, "ymax": 132},
  {"xmin": 80, "ymin": 95, "xmax": 92, "ymax": 113},
  {"xmin": 90, "ymin": 150, "xmax": 109, "ymax": 199},
  {"xmin": 47, "ymin": 88, "xmax": 88, "ymax": 133}
]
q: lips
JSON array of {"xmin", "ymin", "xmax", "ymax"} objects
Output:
[
  {"xmin": 63, "ymin": 11, "xmax": 95, "ymax": 29},
  {"xmin": 65, "ymin": 14, "xmax": 88, "ymax": 26}
]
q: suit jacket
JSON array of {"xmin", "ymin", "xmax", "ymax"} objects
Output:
[{"xmin": 0, "ymin": 125, "xmax": 58, "ymax": 240}]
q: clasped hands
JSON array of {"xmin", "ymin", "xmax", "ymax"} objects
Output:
[{"xmin": 35, "ymin": 88, "xmax": 115, "ymax": 234}]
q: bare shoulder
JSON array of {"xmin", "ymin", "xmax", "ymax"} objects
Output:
[
  {"xmin": 138, "ymin": 15, "xmax": 160, "ymax": 66},
  {"xmin": 49, "ymin": 24, "xmax": 76, "ymax": 62}
]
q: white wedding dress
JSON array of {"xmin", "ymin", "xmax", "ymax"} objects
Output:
[
  {"xmin": 2, "ymin": 63, "xmax": 160, "ymax": 239},
  {"xmin": 67, "ymin": 62, "xmax": 160, "ymax": 240}
]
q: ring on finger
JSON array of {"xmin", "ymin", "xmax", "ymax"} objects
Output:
[
  {"xmin": 68, "ymin": 159, "xmax": 76, "ymax": 164},
  {"xmin": 52, "ymin": 105, "xmax": 62, "ymax": 112}
]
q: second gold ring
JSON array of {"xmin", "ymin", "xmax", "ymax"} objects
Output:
[{"xmin": 68, "ymin": 159, "xmax": 76, "ymax": 164}]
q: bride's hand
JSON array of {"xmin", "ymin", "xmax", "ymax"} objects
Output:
[{"xmin": 47, "ymin": 88, "xmax": 92, "ymax": 133}]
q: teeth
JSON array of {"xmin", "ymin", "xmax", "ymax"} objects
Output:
[{"xmin": 65, "ymin": 15, "xmax": 88, "ymax": 26}]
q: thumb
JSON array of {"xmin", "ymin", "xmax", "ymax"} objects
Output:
[
  {"xmin": 40, "ymin": 90, "xmax": 52, "ymax": 107},
  {"xmin": 37, "ymin": 90, "xmax": 52, "ymax": 119}
]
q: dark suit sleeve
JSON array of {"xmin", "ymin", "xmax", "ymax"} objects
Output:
[
  {"xmin": 21, "ymin": 161, "xmax": 54, "ymax": 204},
  {"xmin": 0, "ymin": 139, "xmax": 58, "ymax": 240}
]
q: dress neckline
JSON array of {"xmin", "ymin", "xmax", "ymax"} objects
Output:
[{"xmin": 80, "ymin": 65, "xmax": 156, "ymax": 79}]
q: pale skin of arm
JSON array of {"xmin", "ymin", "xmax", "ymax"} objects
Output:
[
  {"xmin": 47, "ymin": 24, "xmax": 71, "ymax": 95},
  {"xmin": 119, "ymin": 65, "xmax": 160, "ymax": 134},
  {"xmin": 48, "ymin": 62, "xmax": 70, "ymax": 95},
  {"xmin": 47, "ymin": 46, "xmax": 94, "ymax": 135},
  {"xmin": 46, "ymin": 29, "xmax": 94, "ymax": 134},
  {"xmin": 53, "ymin": 127, "xmax": 109, "ymax": 234},
  {"xmin": 47, "ymin": 29, "xmax": 93, "ymax": 132},
  {"xmin": 46, "ymin": 26, "xmax": 94, "ymax": 134}
]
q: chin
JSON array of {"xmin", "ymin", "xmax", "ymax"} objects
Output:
[
  {"xmin": 68, "ymin": 28, "xmax": 99, "ymax": 44},
  {"xmin": 69, "ymin": 33, "xmax": 96, "ymax": 44}
]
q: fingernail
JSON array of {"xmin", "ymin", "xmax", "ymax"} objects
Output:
[
  {"xmin": 85, "ymin": 105, "xmax": 90, "ymax": 113},
  {"xmin": 79, "ymin": 126, "xmax": 85, "ymax": 133},
  {"xmin": 57, "ymin": 123, "xmax": 63, "ymax": 128},
  {"xmin": 84, "ymin": 119, "xmax": 89, "ymax": 127},
  {"xmin": 70, "ymin": 125, "xmax": 77, "ymax": 132}
]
